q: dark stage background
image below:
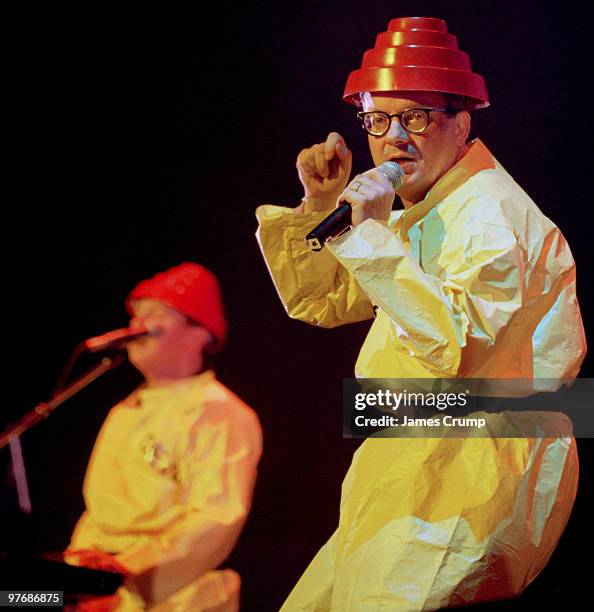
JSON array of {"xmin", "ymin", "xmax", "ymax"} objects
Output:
[{"xmin": 3, "ymin": 1, "xmax": 593, "ymax": 609}]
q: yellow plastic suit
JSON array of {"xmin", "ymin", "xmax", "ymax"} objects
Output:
[
  {"xmin": 256, "ymin": 139, "xmax": 586, "ymax": 610},
  {"xmin": 69, "ymin": 371, "xmax": 263, "ymax": 611}
]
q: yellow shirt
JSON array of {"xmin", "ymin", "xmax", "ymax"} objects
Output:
[
  {"xmin": 70, "ymin": 371, "xmax": 262, "ymax": 610},
  {"xmin": 256, "ymin": 140, "xmax": 585, "ymax": 610}
]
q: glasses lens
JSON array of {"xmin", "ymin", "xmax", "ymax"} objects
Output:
[
  {"xmin": 401, "ymin": 109, "xmax": 429, "ymax": 133},
  {"xmin": 362, "ymin": 112, "xmax": 390, "ymax": 135}
]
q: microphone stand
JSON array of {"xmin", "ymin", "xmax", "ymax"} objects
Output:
[{"xmin": 0, "ymin": 354, "xmax": 125, "ymax": 450}]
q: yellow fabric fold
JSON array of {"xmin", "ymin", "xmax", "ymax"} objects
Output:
[
  {"xmin": 256, "ymin": 207, "xmax": 375, "ymax": 327},
  {"xmin": 281, "ymin": 427, "xmax": 578, "ymax": 611}
]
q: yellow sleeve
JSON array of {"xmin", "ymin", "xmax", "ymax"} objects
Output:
[
  {"xmin": 327, "ymin": 199, "xmax": 549, "ymax": 378},
  {"xmin": 255, "ymin": 204, "xmax": 375, "ymax": 327},
  {"xmin": 116, "ymin": 405, "xmax": 263, "ymax": 605}
]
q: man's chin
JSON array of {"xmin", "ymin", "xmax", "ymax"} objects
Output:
[{"xmin": 397, "ymin": 186, "xmax": 417, "ymax": 205}]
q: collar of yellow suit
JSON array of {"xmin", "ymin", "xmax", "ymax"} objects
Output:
[
  {"xmin": 125, "ymin": 370, "xmax": 215, "ymax": 408},
  {"xmin": 396, "ymin": 138, "xmax": 495, "ymax": 242}
]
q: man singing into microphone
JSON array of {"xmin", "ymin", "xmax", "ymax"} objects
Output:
[
  {"xmin": 66, "ymin": 262, "xmax": 262, "ymax": 611},
  {"xmin": 256, "ymin": 16, "xmax": 586, "ymax": 610}
]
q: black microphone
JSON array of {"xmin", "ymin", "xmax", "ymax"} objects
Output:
[
  {"xmin": 83, "ymin": 327, "xmax": 155, "ymax": 352},
  {"xmin": 305, "ymin": 161, "xmax": 404, "ymax": 251}
]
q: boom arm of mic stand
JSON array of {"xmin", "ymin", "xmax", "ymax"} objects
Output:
[
  {"xmin": 0, "ymin": 354, "xmax": 125, "ymax": 450},
  {"xmin": 52, "ymin": 342, "xmax": 86, "ymax": 397}
]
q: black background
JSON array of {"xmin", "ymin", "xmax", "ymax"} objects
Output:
[{"xmin": 2, "ymin": 1, "xmax": 593, "ymax": 609}]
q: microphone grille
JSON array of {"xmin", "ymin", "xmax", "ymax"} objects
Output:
[{"xmin": 377, "ymin": 161, "xmax": 404, "ymax": 190}]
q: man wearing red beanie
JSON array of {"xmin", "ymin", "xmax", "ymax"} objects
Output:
[
  {"xmin": 67, "ymin": 263, "xmax": 262, "ymax": 611},
  {"xmin": 256, "ymin": 16, "xmax": 586, "ymax": 611}
]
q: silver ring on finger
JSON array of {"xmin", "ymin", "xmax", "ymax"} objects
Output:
[{"xmin": 351, "ymin": 181, "xmax": 363, "ymax": 193}]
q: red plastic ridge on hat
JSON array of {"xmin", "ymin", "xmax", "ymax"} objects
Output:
[
  {"xmin": 343, "ymin": 16, "xmax": 489, "ymax": 110},
  {"xmin": 126, "ymin": 262, "xmax": 227, "ymax": 352}
]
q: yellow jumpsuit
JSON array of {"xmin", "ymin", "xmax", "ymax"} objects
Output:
[
  {"xmin": 256, "ymin": 140, "xmax": 586, "ymax": 610},
  {"xmin": 70, "ymin": 371, "xmax": 263, "ymax": 611}
]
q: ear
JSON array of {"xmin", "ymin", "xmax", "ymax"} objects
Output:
[{"xmin": 454, "ymin": 111, "xmax": 471, "ymax": 146}]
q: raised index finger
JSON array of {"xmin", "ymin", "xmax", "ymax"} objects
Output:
[{"xmin": 324, "ymin": 132, "xmax": 347, "ymax": 161}]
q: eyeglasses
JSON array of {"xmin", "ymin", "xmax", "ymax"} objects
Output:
[{"xmin": 356, "ymin": 107, "xmax": 454, "ymax": 136}]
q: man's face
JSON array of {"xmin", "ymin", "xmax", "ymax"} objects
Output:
[
  {"xmin": 127, "ymin": 298, "xmax": 205, "ymax": 379},
  {"xmin": 362, "ymin": 92, "xmax": 469, "ymax": 205}
]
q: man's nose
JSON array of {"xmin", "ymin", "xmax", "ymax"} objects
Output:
[{"xmin": 385, "ymin": 118, "xmax": 409, "ymax": 144}]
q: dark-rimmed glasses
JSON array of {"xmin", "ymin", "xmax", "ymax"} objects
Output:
[{"xmin": 357, "ymin": 107, "xmax": 455, "ymax": 136}]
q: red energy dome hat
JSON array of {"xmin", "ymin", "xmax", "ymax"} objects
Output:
[
  {"xmin": 343, "ymin": 16, "xmax": 489, "ymax": 110},
  {"xmin": 126, "ymin": 262, "xmax": 228, "ymax": 352}
]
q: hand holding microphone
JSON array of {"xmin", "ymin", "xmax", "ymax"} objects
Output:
[{"xmin": 305, "ymin": 161, "xmax": 404, "ymax": 251}]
